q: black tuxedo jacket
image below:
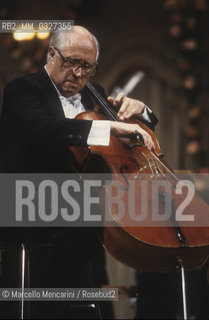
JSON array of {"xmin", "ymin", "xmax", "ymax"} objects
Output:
[
  {"xmin": 0, "ymin": 67, "xmax": 159, "ymax": 290},
  {"xmin": 0, "ymin": 68, "xmax": 99, "ymax": 172},
  {"xmin": 0, "ymin": 67, "xmax": 158, "ymax": 173}
]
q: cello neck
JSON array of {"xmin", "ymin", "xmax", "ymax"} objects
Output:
[{"xmin": 86, "ymin": 81, "xmax": 121, "ymax": 122}]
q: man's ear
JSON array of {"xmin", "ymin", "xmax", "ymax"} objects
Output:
[{"xmin": 48, "ymin": 46, "xmax": 56, "ymax": 61}]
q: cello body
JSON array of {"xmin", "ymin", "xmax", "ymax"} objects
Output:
[{"xmin": 70, "ymin": 107, "xmax": 209, "ymax": 272}]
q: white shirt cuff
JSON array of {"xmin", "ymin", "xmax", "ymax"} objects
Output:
[
  {"xmin": 87, "ymin": 120, "xmax": 111, "ymax": 146},
  {"xmin": 139, "ymin": 105, "xmax": 152, "ymax": 123}
]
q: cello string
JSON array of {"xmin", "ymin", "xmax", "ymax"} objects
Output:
[
  {"xmin": 87, "ymin": 82, "xmax": 144, "ymax": 142},
  {"xmin": 86, "ymin": 82, "xmax": 121, "ymax": 122},
  {"xmin": 154, "ymin": 158, "xmax": 166, "ymax": 179},
  {"xmin": 142, "ymin": 151, "xmax": 162, "ymax": 179},
  {"xmin": 87, "ymin": 82, "xmax": 180, "ymax": 183},
  {"xmin": 87, "ymin": 82, "xmax": 121, "ymax": 121},
  {"xmin": 152, "ymin": 159, "xmax": 160, "ymax": 177},
  {"xmin": 150, "ymin": 151, "xmax": 180, "ymax": 183},
  {"xmin": 86, "ymin": 83, "xmax": 116, "ymax": 120},
  {"xmin": 87, "ymin": 82, "xmax": 148, "ymax": 171}
]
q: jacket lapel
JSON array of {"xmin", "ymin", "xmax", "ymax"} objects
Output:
[{"xmin": 34, "ymin": 67, "xmax": 66, "ymax": 119}]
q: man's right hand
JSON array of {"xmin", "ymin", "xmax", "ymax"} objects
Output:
[{"xmin": 110, "ymin": 122, "xmax": 155, "ymax": 151}]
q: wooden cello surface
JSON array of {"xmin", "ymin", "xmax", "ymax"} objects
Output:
[{"xmin": 70, "ymin": 83, "xmax": 209, "ymax": 272}]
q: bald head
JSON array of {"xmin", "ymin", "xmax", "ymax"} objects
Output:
[
  {"xmin": 46, "ymin": 25, "xmax": 99, "ymax": 97},
  {"xmin": 48, "ymin": 25, "xmax": 99, "ymax": 63},
  {"xmin": 69, "ymin": 25, "xmax": 96, "ymax": 45}
]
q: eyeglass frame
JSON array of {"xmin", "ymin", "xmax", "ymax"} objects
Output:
[{"xmin": 53, "ymin": 46, "xmax": 97, "ymax": 76}]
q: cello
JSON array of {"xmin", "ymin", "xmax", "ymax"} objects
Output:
[{"xmin": 70, "ymin": 81, "xmax": 209, "ymax": 273}]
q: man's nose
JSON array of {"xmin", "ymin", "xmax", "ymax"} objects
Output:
[{"xmin": 72, "ymin": 65, "xmax": 83, "ymax": 76}]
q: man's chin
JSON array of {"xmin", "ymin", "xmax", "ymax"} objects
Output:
[{"xmin": 61, "ymin": 86, "xmax": 80, "ymax": 96}]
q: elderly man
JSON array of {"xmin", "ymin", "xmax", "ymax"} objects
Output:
[
  {"xmin": 0, "ymin": 26, "xmax": 157, "ymax": 173},
  {"xmin": 0, "ymin": 26, "xmax": 158, "ymax": 318}
]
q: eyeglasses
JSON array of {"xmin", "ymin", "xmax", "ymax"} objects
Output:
[{"xmin": 53, "ymin": 47, "xmax": 97, "ymax": 76}]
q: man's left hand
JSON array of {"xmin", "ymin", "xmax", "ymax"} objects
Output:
[{"xmin": 108, "ymin": 92, "xmax": 145, "ymax": 121}]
